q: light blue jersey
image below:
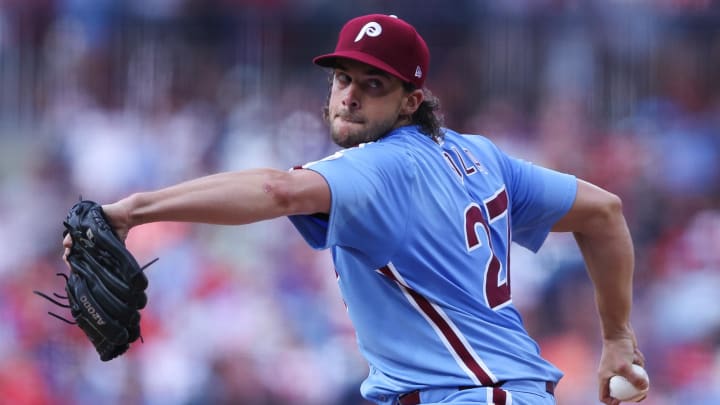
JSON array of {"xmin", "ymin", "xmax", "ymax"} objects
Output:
[{"xmin": 289, "ymin": 126, "xmax": 577, "ymax": 404}]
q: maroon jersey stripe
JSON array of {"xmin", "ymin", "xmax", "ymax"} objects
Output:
[
  {"xmin": 378, "ymin": 265, "xmax": 495, "ymax": 386},
  {"xmin": 491, "ymin": 387, "xmax": 507, "ymax": 405}
]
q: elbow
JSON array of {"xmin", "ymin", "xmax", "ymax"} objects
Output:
[
  {"xmin": 555, "ymin": 180, "xmax": 628, "ymax": 234},
  {"xmin": 260, "ymin": 168, "xmax": 330, "ymax": 216},
  {"xmin": 582, "ymin": 190, "xmax": 626, "ymax": 234},
  {"xmin": 262, "ymin": 172, "xmax": 295, "ymax": 212},
  {"xmin": 601, "ymin": 191, "xmax": 624, "ymax": 219}
]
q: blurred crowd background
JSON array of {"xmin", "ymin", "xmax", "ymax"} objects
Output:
[{"xmin": 1, "ymin": 1, "xmax": 719, "ymax": 404}]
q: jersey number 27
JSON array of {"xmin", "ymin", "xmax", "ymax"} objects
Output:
[{"xmin": 464, "ymin": 188, "xmax": 511, "ymax": 310}]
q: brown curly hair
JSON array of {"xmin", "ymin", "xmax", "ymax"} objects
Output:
[{"xmin": 404, "ymin": 83, "xmax": 445, "ymax": 143}]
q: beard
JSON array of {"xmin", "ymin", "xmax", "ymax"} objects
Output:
[{"xmin": 329, "ymin": 110, "xmax": 400, "ymax": 148}]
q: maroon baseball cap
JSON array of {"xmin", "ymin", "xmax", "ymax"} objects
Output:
[{"xmin": 313, "ymin": 14, "xmax": 430, "ymax": 88}]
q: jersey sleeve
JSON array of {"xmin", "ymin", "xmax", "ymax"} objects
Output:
[
  {"xmin": 288, "ymin": 143, "xmax": 416, "ymax": 265},
  {"xmin": 498, "ymin": 150, "xmax": 578, "ymax": 252}
]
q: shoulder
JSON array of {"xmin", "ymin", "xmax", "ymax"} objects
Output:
[
  {"xmin": 341, "ymin": 127, "xmax": 428, "ymax": 163},
  {"xmin": 440, "ymin": 129, "xmax": 507, "ymax": 161},
  {"xmin": 303, "ymin": 134, "xmax": 419, "ymax": 180},
  {"xmin": 442, "ymin": 128, "xmax": 496, "ymax": 147},
  {"xmin": 380, "ymin": 125, "xmax": 431, "ymax": 145}
]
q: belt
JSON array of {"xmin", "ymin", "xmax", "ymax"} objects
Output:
[{"xmin": 397, "ymin": 380, "xmax": 555, "ymax": 405}]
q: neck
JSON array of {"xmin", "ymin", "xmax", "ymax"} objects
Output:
[{"xmin": 393, "ymin": 115, "xmax": 412, "ymax": 129}]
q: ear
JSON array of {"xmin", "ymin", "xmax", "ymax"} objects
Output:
[{"xmin": 400, "ymin": 89, "xmax": 424, "ymax": 116}]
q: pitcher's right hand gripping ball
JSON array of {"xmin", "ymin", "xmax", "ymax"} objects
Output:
[{"xmin": 35, "ymin": 200, "xmax": 157, "ymax": 361}]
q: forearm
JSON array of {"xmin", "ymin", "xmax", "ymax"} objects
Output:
[
  {"xmin": 121, "ymin": 169, "xmax": 304, "ymax": 228},
  {"xmin": 553, "ymin": 180, "xmax": 636, "ymax": 340},
  {"xmin": 573, "ymin": 202, "xmax": 635, "ymax": 340}
]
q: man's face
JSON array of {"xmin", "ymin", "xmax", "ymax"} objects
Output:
[{"xmin": 326, "ymin": 59, "xmax": 409, "ymax": 148}]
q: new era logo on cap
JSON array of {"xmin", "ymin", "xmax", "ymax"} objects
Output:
[{"xmin": 313, "ymin": 14, "xmax": 430, "ymax": 88}]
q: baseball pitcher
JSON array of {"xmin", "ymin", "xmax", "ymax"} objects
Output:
[{"xmin": 56, "ymin": 14, "xmax": 648, "ymax": 405}]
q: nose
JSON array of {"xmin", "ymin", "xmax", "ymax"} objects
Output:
[{"xmin": 341, "ymin": 83, "xmax": 360, "ymax": 110}]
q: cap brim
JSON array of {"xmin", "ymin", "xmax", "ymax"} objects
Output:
[{"xmin": 313, "ymin": 51, "xmax": 411, "ymax": 84}]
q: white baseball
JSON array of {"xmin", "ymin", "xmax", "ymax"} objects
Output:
[{"xmin": 609, "ymin": 364, "xmax": 649, "ymax": 402}]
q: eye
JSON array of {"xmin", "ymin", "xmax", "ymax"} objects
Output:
[
  {"xmin": 367, "ymin": 79, "xmax": 383, "ymax": 89},
  {"xmin": 334, "ymin": 72, "xmax": 350, "ymax": 86}
]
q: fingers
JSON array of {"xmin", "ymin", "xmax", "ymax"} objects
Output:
[
  {"xmin": 601, "ymin": 364, "xmax": 650, "ymax": 405},
  {"xmin": 598, "ymin": 337, "xmax": 649, "ymax": 405},
  {"xmin": 63, "ymin": 234, "xmax": 72, "ymax": 249},
  {"xmin": 62, "ymin": 234, "xmax": 72, "ymax": 267},
  {"xmin": 626, "ymin": 365, "xmax": 650, "ymax": 392},
  {"xmin": 599, "ymin": 382, "xmax": 621, "ymax": 405},
  {"xmin": 599, "ymin": 391, "xmax": 620, "ymax": 405},
  {"xmin": 618, "ymin": 361, "xmax": 650, "ymax": 388},
  {"xmin": 633, "ymin": 348, "xmax": 646, "ymax": 368}
]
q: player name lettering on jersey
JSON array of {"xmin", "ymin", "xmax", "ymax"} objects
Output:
[{"xmin": 442, "ymin": 146, "xmax": 489, "ymax": 184}]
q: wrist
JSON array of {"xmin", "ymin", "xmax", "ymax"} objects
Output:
[
  {"xmin": 120, "ymin": 193, "xmax": 143, "ymax": 229},
  {"xmin": 601, "ymin": 322, "xmax": 634, "ymax": 341}
]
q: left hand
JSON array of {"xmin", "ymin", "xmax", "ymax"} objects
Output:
[
  {"xmin": 62, "ymin": 233, "xmax": 74, "ymax": 271},
  {"xmin": 62, "ymin": 199, "xmax": 132, "ymax": 267},
  {"xmin": 101, "ymin": 200, "xmax": 132, "ymax": 242}
]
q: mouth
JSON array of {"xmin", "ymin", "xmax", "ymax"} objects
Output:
[{"xmin": 335, "ymin": 113, "xmax": 364, "ymax": 124}]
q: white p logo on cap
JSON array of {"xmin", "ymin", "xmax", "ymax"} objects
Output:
[
  {"xmin": 354, "ymin": 22, "xmax": 382, "ymax": 42},
  {"xmin": 313, "ymin": 14, "xmax": 430, "ymax": 88}
]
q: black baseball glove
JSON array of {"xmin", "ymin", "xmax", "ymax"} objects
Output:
[{"xmin": 35, "ymin": 200, "xmax": 157, "ymax": 361}]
